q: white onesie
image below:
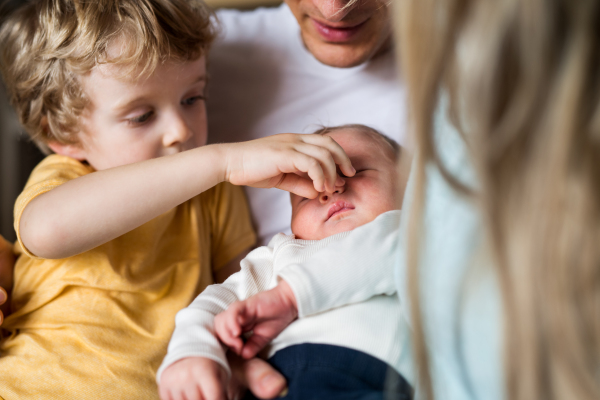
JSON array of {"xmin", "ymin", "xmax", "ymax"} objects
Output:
[{"xmin": 157, "ymin": 211, "xmax": 410, "ymax": 381}]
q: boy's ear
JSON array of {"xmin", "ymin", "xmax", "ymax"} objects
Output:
[
  {"xmin": 42, "ymin": 116, "xmax": 87, "ymax": 161},
  {"xmin": 47, "ymin": 141, "xmax": 87, "ymax": 161}
]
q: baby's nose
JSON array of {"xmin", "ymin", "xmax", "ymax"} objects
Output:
[{"xmin": 319, "ymin": 184, "xmax": 345, "ymax": 204}]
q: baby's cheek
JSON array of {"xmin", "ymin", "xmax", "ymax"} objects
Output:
[{"xmin": 290, "ymin": 212, "xmax": 320, "ymax": 240}]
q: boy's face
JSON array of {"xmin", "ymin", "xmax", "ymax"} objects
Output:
[
  {"xmin": 290, "ymin": 129, "xmax": 399, "ymax": 240},
  {"xmin": 65, "ymin": 57, "xmax": 208, "ymax": 171}
]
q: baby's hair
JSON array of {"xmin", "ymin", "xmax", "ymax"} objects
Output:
[
  {"xmin": 313, "ymin": 124, "xmax": 401, "ymax": 161},
  {"xmin": 0, "ymin": 0, "xmax": 216, "ymax": 154}
]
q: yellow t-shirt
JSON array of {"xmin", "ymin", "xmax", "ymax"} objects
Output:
[{"xmin": 0, "ymin": 155, "xmax": 256, "ymax": 399}]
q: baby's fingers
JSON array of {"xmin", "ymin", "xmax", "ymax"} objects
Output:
[
  {"xmin": 215, "ymin": 312, "xmax": 244, "ymax": 355},
  {"xmin": 240, "ymin": 333, "xmax": 272, "ymax": 360},
  {"xmin": 199, "ymin": 372, "xmax": 227, "ymax": 400}
]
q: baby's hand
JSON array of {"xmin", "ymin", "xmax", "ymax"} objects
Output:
[
  {"xmin": 215, "ymin": 281, "xmax": 298, "ymax": 359},
  {"xmin": 223, "ymin": 133, "xmax": 355, "ymax": 200},
  {"xmin": 159, "ymin": 357, "xmax": 227, "ymax": 400}
]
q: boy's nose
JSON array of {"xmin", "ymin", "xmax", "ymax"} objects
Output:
[
  {"xmin": 319, "ymin": 184, "xmax": 346, "ymax": 204},
  {"xmin": 163, "ymin": 114, "xmax": 193, "ymax": 148}
]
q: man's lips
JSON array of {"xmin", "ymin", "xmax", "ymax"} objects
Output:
[
  {"xmin": 327, "ymin": 201, "xmax": 355, "ymax": 221},
  {"xmin": 311, "ymin": 18, "xmax": 368, "ymax": 42}
]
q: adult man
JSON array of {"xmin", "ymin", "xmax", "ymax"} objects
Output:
[{"xmin": 208, "ymin": 0, "xmax": 404, "ymax": 244}]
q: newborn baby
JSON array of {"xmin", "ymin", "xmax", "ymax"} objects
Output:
[{"xmin": 158, "ymin": 125, "xmax": 411, "ymax": 400}]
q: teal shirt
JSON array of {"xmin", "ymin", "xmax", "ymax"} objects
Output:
[{"xmin": 396, "ymin": 102, "xmax": 504, "ymax": 399}]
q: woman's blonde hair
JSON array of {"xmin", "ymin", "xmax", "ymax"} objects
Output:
[
  {"xmin": 396, "ymin": 0, "xmax": 600, "ymax": 399},
  {"xmin": 0, "ymin": 0, "xmax": 216, "ymax": 153}
]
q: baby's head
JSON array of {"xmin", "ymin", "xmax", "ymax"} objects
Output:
[
  {"xmin": 290, "ymin": 124, "xmax": 402, "ymax": 240},
  {"xmin": 0, "ymin": 0, "xmax": 215, "ymax": 170}
]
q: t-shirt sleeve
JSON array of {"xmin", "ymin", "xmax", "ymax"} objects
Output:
[
  {"xmin": 13, "ymin": 155, "xmax": 94, "ymax": 258},
  {"xmin": 203, "ymin": 182, "xmax": 256, "ymax": 271}
]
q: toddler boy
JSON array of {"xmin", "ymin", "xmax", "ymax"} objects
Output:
[
  {"xmin": 0, "ymin": 1, "xmax": 352, "ymax": 399},
  {"xmin": 158, "ymin": 125, "xmax": 412, "ymax": 400}
]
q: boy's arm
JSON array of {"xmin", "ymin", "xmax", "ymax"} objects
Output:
[{"xmin": 19, "ymin": 134, "xmax": 354, "ymax": 259}]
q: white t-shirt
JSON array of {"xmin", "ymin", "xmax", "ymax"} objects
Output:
[
  {"xmin": 157, "ymin": 211, "xmax": 410, "ymax": 382},
  {"xmin": 208, "ymin": 4, "xmax": 406, "ymax": 244}
]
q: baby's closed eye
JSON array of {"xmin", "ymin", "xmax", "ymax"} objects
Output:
[{"xmin": 340, "ymin": 169, "xmax": 367, "ymax": 178}]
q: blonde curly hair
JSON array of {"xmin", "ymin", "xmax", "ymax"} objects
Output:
[{"xmin": 0, "ymin": 0, "xmax": 216, "ymax": 154}]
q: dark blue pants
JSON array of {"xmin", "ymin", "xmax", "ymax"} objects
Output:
[{"xmin": 243, "ymin": 343, "xmax": 412, "ymax": 400}]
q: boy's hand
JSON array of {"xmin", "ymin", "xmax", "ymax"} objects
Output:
[
  {"xmin": 215, "ymin": 281, "xmax": 298, "ymax": 360},
  {"xmin": 159, "ymin": 357, "xmax": 227, "ymax": 400},
  {"xmin": 223, "ymin": 133, "xmax": 355, "ymax": 200}
]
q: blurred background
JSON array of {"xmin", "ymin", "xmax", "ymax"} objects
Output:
[{"xmin": 0, "ymin": 0, "xmax": 281, "ymax": 242}]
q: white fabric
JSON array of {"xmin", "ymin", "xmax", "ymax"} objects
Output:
[
  {"xmin": 208, "ymin": 5, "xmax": 406, "ymax": 245},
  {"xmin": 157, "ymin": 211, "xmax": 408, "ymax": 381}
]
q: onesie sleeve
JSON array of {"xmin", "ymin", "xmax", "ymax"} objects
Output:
[
  {"xmin": 203, "ymin": 183, "xmax": 256, "ymax": 271},
  {"xmin": 277, "ymin": 210, "xmax": 401, "ymax": 318},
  {"xmin": 13, "ymin": 155, "xmax": 94, "ymax": 258},
  {"xmin": 156, "ymin": 245, "xmax": 274, "ymax": 382}
]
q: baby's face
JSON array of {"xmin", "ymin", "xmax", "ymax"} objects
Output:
[
  {"xmin": 56, "ymin": 56, "xmax": 208, "ymax": 171},
  {"xmin": 290, "ymin": 129, "xmax": 400, "ymax": 240}
]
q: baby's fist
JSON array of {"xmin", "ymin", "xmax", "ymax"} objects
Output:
[
  {"xmin": 215, "ymin": 281, "xmax": 299, "ymax": 360},
  {"xmin": 159, "ymin": 357, "xmax": 227, "ymax": 400}
]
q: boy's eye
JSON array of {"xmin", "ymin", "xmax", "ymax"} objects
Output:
[
  {"xmin": 128, "ymin": 111, "xmax": 153, "ymax": 124},
  {"xmin": 182, "ymin": 95, "xmax": 205, "ymax": 106}
]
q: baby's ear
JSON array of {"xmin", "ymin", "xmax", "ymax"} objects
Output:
[{"xmin": 47, "ymin": 141, "xmax": 87, "ymax": 160}]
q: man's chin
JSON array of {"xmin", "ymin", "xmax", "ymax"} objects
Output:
[
  {"xmin": 303, "ymin": 36, "xmax": 387, "ymax": 68},
  {"xmin": 303, "ymin": 27, "xmax": 392, "ymax": 68},
  {"xmin": 312, "ymin": 45, "xmax": 373, "ymax": 68}
]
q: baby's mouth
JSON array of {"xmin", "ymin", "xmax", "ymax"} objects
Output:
[{"xmin": 327, "ymin": 201, "xmax": 355, "ymax": 221}]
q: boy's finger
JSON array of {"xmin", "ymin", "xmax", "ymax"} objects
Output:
[
  {"xmin": 274, "ymin": 175, "xmax": 319, "ymax": 199},
  {"xmin": 292, "ymin": 143, "xmax": 338, "ymax": 193},
  {"xmin": 302, "ymin": 134, "xmax": 355, "ymax": 178},
  {"xmin": 278, "ymin": 152, "xmax": 327, "ymax": 193},
  {"xmin": 0, "ymin": 287, "xmax": 6, "ymax": 305}
]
